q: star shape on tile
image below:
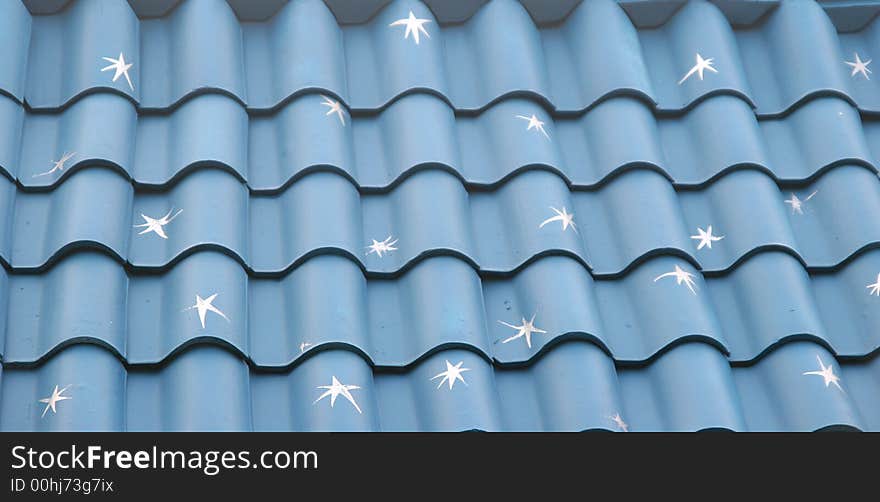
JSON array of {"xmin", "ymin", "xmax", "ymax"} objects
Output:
[
  {"xmin": 366, "ymin": 235, "xmax": 398, "ymax": 258},
  {"xmin": 845, "ymin": 52, "xmax": 872, "ymax": 80},
  {"xmin": 690, "ymin": 225, "xmax": 724, "ymax": 250},
  {"xmin": 134, "ymin": 208, "xmax": 182, "ymax": 239},
  {"xmin": 430, "ymin": 360, "xmax": 470, "ymax": 390},
  {"xmin": 653, "ymin": 265, "xmax": 698, "ymax": 295},
  {"xmin": 784, "ymin": 190, "xmax": 817, "ymax": 215},
  {"xmin": 515, "ymin": 114, "xmax": 550, "ymax": 140},
  {"xmin": 867, "ymin": 273, "xmax": 880, "ymax": 296},
  {"xmin": 39, "ymin": 385, "xmax": 72, "ymax": 418},
  {"xmin": 33, "ymin": 151, "xmax": 76, "ymax": 178},
  {"xmin": 183, "ymin": 293, "xmax": 230, "ymax": 329},
  {"xmin": 321, "ymin": 95, "xmax": 346, "ymax": 126},
  {"xmin": 802, "ymin": 355, "xmax": 844, "ymax": 392},
  {"xmin": 678, "ymin": 53, "xmax": 717, "ymax": 85},
  {"xmin": 101, "ymin": 52, "xmax": 134, "ymax": 91},
  {"xmin": 314, "ymin": 376, "xmax": 363, "ymax": 414},
  {"xmin": 610, "ymin": 413, "xmax": 629, "ymax": 432},
  {"xmin": 389, "ymin": 10, "xmax": 431, "ymax": 45},
  {"xmin": 539, "ymin": 206, "xmax": 577, "ymax": 233},
  {"xmin": 498, "ymin": 313, "xmax": 547, "ymax": 349}
]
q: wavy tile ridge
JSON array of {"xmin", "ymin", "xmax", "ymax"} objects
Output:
[
  {"xmin": 4, "ymin": 91, "xmax": 879, "ymax": 193},
  {"xmin": 2, "ymin": 247, "xmax": 880, "ymax": 367},
  {"xmin": 3, "ymin": 0, "xmax": 878, "ymax": 115}
]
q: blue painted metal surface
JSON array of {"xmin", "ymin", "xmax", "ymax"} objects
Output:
[{"xmin": 0, "ymin": 0, "xmax": 879, "ymax": 431}]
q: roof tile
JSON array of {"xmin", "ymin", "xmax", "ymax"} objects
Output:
[{"xmin": 1, "ymin": 0, "xmax": 879, "ymax": 431}]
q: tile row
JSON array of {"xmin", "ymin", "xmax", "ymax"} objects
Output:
[
  {"xmin": 2, "ymin": 248, "xmax": 880, "ymax": 365},
  {"xmin": 3, "ymin": 0, "xmax": 880, "ymax": 113},
  {"xmin": 3, "ymin": 93, "xmax": 880, "ymax": 191},
  {"xmin": 1, "ymin": 340, "xmax": 875, "ymax": 431},
  {"xmin": 19, "ymin": 0, "xmax": 803, "ymax": 26},
  {"xmin": 0, "ymin": 164, "xmax": 878, "ymax": 274},
  {"xmin": 22, "ymin": 0, "xmax": 880, "ymax": 29}
]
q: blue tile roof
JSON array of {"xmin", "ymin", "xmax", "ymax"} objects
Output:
[
  {"xmin": 7, "ymin": 92, "xmax": 880, "ymax": 192},
  {"xmin": 5, "ymin": 0, "xmax": 880, "ymax": 112},
  {"xmin": 1, "ymin": 0, "xmax": 879, "ymax": 431},
  {"xmin": 2, "ymin": 341, "xmax": 877, "ymax": 431}
]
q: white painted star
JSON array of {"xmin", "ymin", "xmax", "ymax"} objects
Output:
[
  {"xmin": 610, "ymin": 413, "xmax": 629, "ymax": 432},
  {"xmin": 539, "ymin": 206, "xmax": 577, "ymax": 233},
  {"xmin": 867, "ymin": 273, "xmax": 880, "ymax": 296},
  {"xmin": 784, "ymin": 190, "xmax": 817, "ymax": 215},
  {"xmin": 39, "ymin": 385, "xmax": 71, "ymax": 418},
  {"xmin": 690, "ymin": 225, "xmax": 724, "ymax": 250},
  {"xmin": 653, "ymin": 265, "xmax": 698, "ymax": 295},
  {"xmin": 498, "ymin": 313, "xmax": 547, "ymax": 349},
  {"xmin": 133, "ymin": 208, "xmax": 182, "ymax": 239},
  {"xmin": 366, "ymin": 235, "xmax": 398, "ymax": 258},
  {"xmin": 314, "ymin": 376, "xmax": 362, "ymax": 414},
  {"xmin": 389, "ymin": 10, "xmax": 431, "ymax": 45},
  {"xmin": 430, "ymin": 360, "xmax": 470, "ymax": 390},
  {"xmin": 300, "ymin": 342, "xmax": 313, "ymax": 353},
  {"xmin": 803, "ymin": 355, "xmax": 844, "ymax": 392},
  {"xmin": 515, "ymin": 114, "xmax": 550, "ymax": 140},
  {"xmin": 33, "ymin": 151, "xmax": 76, "ymax": 178},
  {"xmin": 321, "ymin": 95, "xmax": 346, "ymax": 126},
  {"xmin": 845, "ymin": 52, "xmax": 872, "ymax": 80},
  {"xmin": 678, "ymin": 53, "xmax": 718, "ymax": 85},
  {"xmin": 100, "ymin": 52, "xmax": 134, "ymax": 91},
  {"xmin": 183, "ymin": 293, "xmax": 230, "ymax": 329}
]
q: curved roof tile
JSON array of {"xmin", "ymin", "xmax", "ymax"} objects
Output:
[
  {"xmin": 2, "ymin": 0, "xmax": 878, "ymax": 114},
  {"xmin": 4, "ymin": 0, "xmax": 880, "ymax": 431}
]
